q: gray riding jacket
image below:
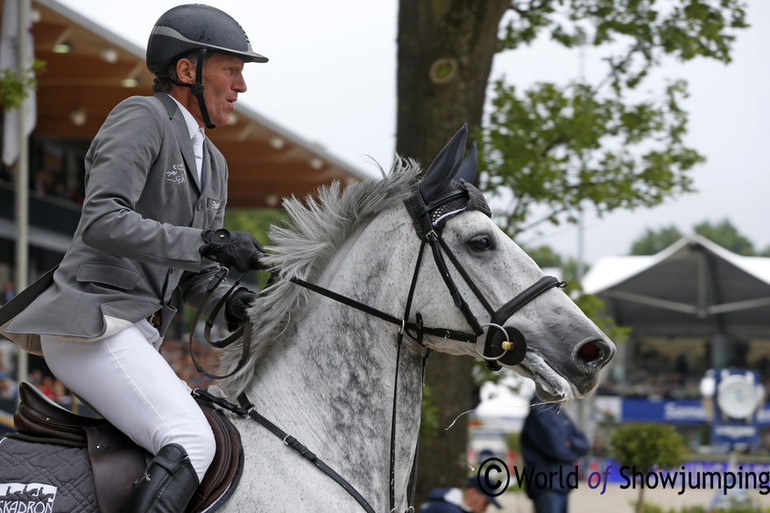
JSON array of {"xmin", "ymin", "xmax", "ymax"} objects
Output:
[{"xmin": 2, "ymin": 93, "xmax": 231, "ymax": 354}]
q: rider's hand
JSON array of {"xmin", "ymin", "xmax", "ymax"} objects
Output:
[
  {"xmin": 225, "ymin": 287, "xmax": 257, "ymax": 331},
  {"xmin": 199, "ymin": 228, "xmax": 266, "ymax": 273}
]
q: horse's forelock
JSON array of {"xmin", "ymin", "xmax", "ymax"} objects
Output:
[{"xmin": 218, "ymin": 157, "xmax": 422, "ymax": 396}]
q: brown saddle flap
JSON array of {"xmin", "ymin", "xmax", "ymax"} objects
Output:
[
  {"xmin": 14, "ymin": 381, "xmax": 103, "ymax": 444},
  {"xmin": 13, "ymin": 382, "xmax": 244, "ymax": 513}
]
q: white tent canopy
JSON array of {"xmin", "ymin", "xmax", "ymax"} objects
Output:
[{"xmin": 582, "ymin": 235, "xmax": 770, "ymax": 339}]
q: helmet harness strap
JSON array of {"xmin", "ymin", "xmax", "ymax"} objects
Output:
[{"xmin": 172, "ymin": 48, "xmax": 215, "ymax": 129}]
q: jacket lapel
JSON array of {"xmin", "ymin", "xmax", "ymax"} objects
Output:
[{"xmin": 155, "ymin": 93, "xmax": 202, "ymax": 192}]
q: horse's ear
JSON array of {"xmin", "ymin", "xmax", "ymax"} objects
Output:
[
  {"xmin": 420, "ymin": 124, "xmax": 469, "ymax": 201},
  {"xmin": 455, "ymin": 142, "xmax": 477, "ymax": 185}
]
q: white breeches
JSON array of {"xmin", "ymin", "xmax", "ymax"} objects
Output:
[{"xmin": 40, "ymin": 320, "xmax": 215, "ymax": 481}]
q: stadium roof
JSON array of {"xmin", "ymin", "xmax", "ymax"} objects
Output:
[
  {"xmin": 582, "ymin": 235, "xmax": 770, "ymax": 338},
  {"xmin": 1, "ymin": 0, "xmax": 369, "ymax": 208}
]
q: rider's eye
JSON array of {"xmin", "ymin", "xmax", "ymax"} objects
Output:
[{"xmin": 467, "ymin": 233, "xmax": 495, "ymax": 252}]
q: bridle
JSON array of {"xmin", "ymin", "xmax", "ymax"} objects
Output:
[
  {"xmin": 189, "ymin": 180, "xmax": 564, "ymax": 513},
  {"xmin": 404, "ymin": 182, "xmax": 565, "ymax": 370}
]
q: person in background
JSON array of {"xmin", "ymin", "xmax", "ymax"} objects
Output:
[
  {"xmin": 1, "ymin": 282, "xmax": 14, "ymax": 305},
  {"xmin": 419, "ymin": 478, "xmax": 502, "ymax": 513},
  {"xmin": 520, "ymin": 395, "xmax": 589, "ymax": 513},
  {"xmin": 0, "ymin": 5, "xmax": 268, "ymax": 512}
]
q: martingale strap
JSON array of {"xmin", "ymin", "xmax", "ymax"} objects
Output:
[
  {"xmin": 192, "ymin": 389, "xmax": 376, "ymax": 512},
  {"xmin": 235, "ymin": 393, "xmax": 376, "ymax": 513}
]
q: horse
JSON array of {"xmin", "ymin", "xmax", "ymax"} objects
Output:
[
  {"xmin": 0, "ymin": 126, "xmax": 614, "ymax": 512},
  {"xmin": 209, "ymin": 125, "xmax": 615, "ymax": 511}
]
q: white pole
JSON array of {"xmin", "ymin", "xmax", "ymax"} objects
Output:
[{"xmin": 14, "ymin": 0, "xmax": 30, "ymax": 386}]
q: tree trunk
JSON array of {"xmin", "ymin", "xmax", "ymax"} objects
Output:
[
  {"xmin": 635, "ymin": 485, "xmax": 645, "ymax": 513},
  {"xmin": 395, "ymin": 0, "xmax": 510, "ymax": 504}
]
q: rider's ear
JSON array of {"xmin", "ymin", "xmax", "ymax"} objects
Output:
[{"xmin": 176, "ymin": 58, "xmax": 196, "ymax": 85}]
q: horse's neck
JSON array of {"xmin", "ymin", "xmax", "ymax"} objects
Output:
[{"xmin": 242, "ymin": 214, "xmax": 426, "ymax": 508}]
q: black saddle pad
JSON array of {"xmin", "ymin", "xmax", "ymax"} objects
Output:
[{"xmin": 0, "ymin": 436, "xmax": 99, "ymax": 513}]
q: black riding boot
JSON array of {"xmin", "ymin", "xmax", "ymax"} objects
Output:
[{"xmin": 124, "ymin": 443, "xmax": 200, "ymax": 513}]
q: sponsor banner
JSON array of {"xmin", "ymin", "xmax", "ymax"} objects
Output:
[{"xmin": 619, "ymin": 397, "xmax": 770, "ymax": 426}]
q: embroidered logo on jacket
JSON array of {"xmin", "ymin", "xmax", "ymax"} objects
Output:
[{"xmin": 166, "ymin": 163, "xmax": 187, "ymax": 184}]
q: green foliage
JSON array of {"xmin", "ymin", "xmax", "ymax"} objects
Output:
[
  {"xmin": 523, "ymin": 244, "xmax": 564, "ymax": 268},
  {"xmin": 630, "ymin": 218, "xmax": 759, "ymax": 256},
  {"xmin": 480, "ymin": 79, "xmax": 701, "ymax": 236},
  {"xmin": 224, "ymin": 208, "xmax": 288, "ymax": 244},
  {"xmin": 420, "ymin": 384, "xmax": 440, "ymax": 444},
  {"xmin": 224, "ymin": 208, "xmax": 288, "ymax": 288},
  {"xmin": 694, "ymin": 218, "xmax": 755, "ymax": 256},
  {"xmin": 481, "ymin": 0, "xmax": 748, "ymax": 238},
  {"xmin": 610, "ymin": 423, "xmax": 689, "ymax": 513},
  {"xmin": 0, "ymin": 60, "xmax": 44, "ymax": 111},
  {"xmin": 499, "ymin": 1, "xmax": 748, "ymax": 90},
  {"xmin": 631, "ymin": 225, "xmax": 684, "ymax": 255},
  {"xmin": 505, "ymin": 431, "xmax": 521, "ymax": 455},
  {"xmin": 610, "ymin": 423, "xmax": 688, "ymax": 471}
]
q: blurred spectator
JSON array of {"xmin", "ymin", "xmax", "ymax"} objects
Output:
[
  {"xmin": 39, "ymin": 376, "xmax": 55, "ymax": 400},
  {"xmin": 0, "ymin": 371, "xmax": 17, "ymax": 401},
  {"xmin": 418, "ymin": 478, "xmax": 502, "ymax": 513},
  {"xmin": 2, "ymin": 282, "xmax": 14, "ymax": 305},
  {"xmin": 521, "ymin": 395, "xmax": 588, "ymax": 513},
  {"xmin": 52, "ymin": 380, "xmax": 71, "ymax": 408}
]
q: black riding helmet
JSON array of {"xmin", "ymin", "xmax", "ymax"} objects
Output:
[{"xmin": 146, "ymin": 4, "xmax": 268, "ymax": 128}]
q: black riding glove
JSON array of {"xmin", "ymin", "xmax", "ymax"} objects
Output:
[
  {"xmin": 225, "ymin": 287, "xmax": 257, "ymax": 331},
  {"xmin": 200, "ymin": 228, "xmax": 265, "ymax": 273}
]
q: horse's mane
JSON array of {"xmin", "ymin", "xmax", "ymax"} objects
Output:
[{"xmin": 218, "ymin": 157, "xmax": 421, "ymax": 395}]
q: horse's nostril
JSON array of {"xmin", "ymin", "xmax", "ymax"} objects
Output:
[
  {"xmin": 578, "ymin": 340, "xmax": 601, "ymax": 361},
  {"xmin": 577, "ymin": 337, "xmax": 618, "ymax": 369},
  {"xmin": 574, "ymin": 338, "xmax": 615, "ymax": 370}
]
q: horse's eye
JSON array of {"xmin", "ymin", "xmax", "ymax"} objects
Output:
[{"xmin": 467, "ymin": 234, "xmax": 495, "ymax": 252}]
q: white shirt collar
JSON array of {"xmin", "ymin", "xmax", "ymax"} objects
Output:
[{"xmin": 166, "ymin": 93, "xmax": 204, "ymax": 141}]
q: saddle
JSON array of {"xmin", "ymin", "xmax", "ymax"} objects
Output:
[{"xmin": 11, "ymin": 382, "xmax": 243, "ymax": 513}]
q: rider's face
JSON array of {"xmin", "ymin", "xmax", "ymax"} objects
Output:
[{"xmin": 199, "ymin": 53, "xmax": 247, "ymax": 126}]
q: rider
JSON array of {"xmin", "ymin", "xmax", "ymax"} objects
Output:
[{"xmin": 1, "ymin": 5, "xmax": 266, "ymax": 511}]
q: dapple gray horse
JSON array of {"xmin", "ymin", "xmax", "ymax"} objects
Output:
[{"xmin": 212, "ymin": 126, "xmax": 615, "ymax": 512}]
